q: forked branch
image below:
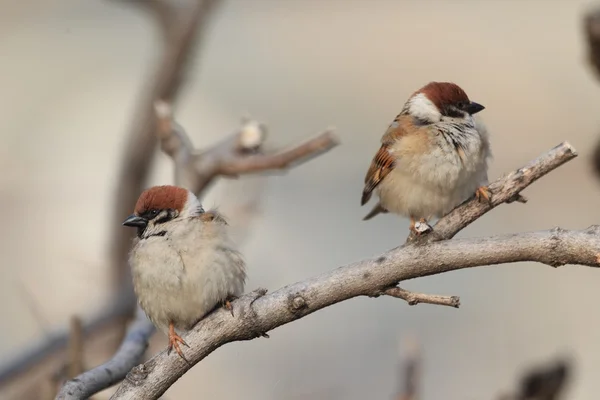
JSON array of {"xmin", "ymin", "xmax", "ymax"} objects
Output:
[
  {"xmin": 154, "ymin": 100, "xmax": 339, "ymax": 194},
  {"xmin": 56, "ymin": 102, "xmax": 339, "ymax": 400},
  {"xmin": 94, "ymin": 142, "xmax": 590, "ymax": 400}
]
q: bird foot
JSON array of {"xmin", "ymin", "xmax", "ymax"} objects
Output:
[
  {"xmin": 167, "ymin": 324, "xmax": 189, "ymax": 362},
  {"xmin": 475, "ymin": 186, "xmax": 491, "ymax": 203},
  {"xmin": 410, "ymin": 218, "xmax": 432, "ymax": 236},
  {"xmin": 223, "ymin": 295, "xmax": 237, "ymax": 317}
]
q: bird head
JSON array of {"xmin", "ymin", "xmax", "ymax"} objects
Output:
[
  {"xmin": 123, "ymin": 185, "xmax": 203, "ymax": 238},
  {"xmin": 403, "ymin": 81, "xmax": 484, "ymax": 125}
]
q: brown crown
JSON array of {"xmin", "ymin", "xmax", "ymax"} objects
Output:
[
  {"xmin": 134, "ymin": 185, "xmax": 188, "ymax": 215},
  {"xmin": 416, "ymin": 81, "xmax": 470, "ymax": 110}
]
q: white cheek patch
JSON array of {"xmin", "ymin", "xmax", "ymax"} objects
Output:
[
  {"xmin": 408, "ymin": 93, "xmax": 441, "ymax": 122},
  {"xmin": 180, "ymin": 190, "xmax": 204, "ymax": 218}
]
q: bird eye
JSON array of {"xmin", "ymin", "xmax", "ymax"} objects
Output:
[
  {"xmin": 457, "ymin": 101, "xmax": 465, "ymax": 109},
  {"xmin": 148, "ymin": 209, "xmax": 159, "ymax": 217}
]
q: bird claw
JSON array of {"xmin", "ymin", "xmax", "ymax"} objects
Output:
[
  {"xmin": 223, "ymin": 296, "xmax": 237, "ymax": 317},
  {"xmin": 475, "ymin": 186, "xmax": 491, "ymax": 203},
  {"xmin": 167, "ymin": 327, "xmax": 189, "ymax": 363},
  {"xmin": 409, "ymin": 218, "xmax": 432, "ymax": 236}
]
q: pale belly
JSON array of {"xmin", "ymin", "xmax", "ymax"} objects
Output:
[
  {"xmin": 376, "ymin": 157, "xmax": 482, "ymax": 219},
  {"xmin": 130, "ymin": 237, "xmax": 245, "ymax": 334}
]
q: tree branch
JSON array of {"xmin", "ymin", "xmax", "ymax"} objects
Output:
[
  {"xmin": 56, "ymin": 309, "xmax": 154, "ymax": 400},
  {"xmin": 498, "ymin": 357, "xmax": 571, "ymax": 400},
  {"xmin": 378, "ymin": 287, "xmax": 460, "ymax": 308},
  {"xmin": 56, "ymin": 98, "xmax": 339, "ymax": 400},
  {"xmin": 154, "ymin": 100, "xmax": 339, "ymax": 193},
  {"xmin": 78, "ymin": 141, "xmax": 583, "ymax": 399},
  {"xmin": 585, "ymin": 6, "xmax": 600, "ymax": 81},
  {"xmin": 0, "ymin": 1, "xmax": 221, "ymax": 396},
  {"xmin": 110, "ymin": 223, "xmax": 598, "ymax": 399},
  {"xmin": 410, "ymin": 141, "xmax": 577, "ymax": 243},
  {"xmin": 394, "ymin": 336, "xmax": 420, "ymax": 400}
]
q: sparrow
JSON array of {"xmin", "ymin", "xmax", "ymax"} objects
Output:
[
  {"xmin": 361, "ymin": 81, "xmax": 491, "ymax": 234},
  {"xmin": 123, "ymin": 185, "xmax": 246, "ymax": 359}
]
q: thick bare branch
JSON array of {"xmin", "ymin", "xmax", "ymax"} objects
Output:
[
  {"xmin": 55, "ymin": 142, "xmax": 585, "ymax": 398},
  {"xmin": 110, "ymin": 223, "xmax": 599, "ymax": 399},
  {"xmin": 154, "ymin": 100, "xmax": 340, "ymax": 194}
]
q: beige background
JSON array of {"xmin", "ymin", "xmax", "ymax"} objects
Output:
[{"xmin": 1, "ymin": 0, "xmax": 600, "ymax": 398}]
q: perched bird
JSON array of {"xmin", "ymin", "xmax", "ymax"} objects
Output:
[
  {"xmin": 123, "ymin": 185, "xmax": 246, "ymax": 359},
  {"xmin": 361, "ymin": 81, "xmax": 491, "ymax": 234}
]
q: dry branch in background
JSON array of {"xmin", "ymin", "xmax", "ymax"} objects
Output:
[
  {"xmin": 58, "ymin": 141, "xmax": 593, "ymax": 399},
  {"xmin": 498, "ymin": 358, "xmax": 571, "ymax": 400},
  {"xmin": 583, "ymin": 6, "xmax": 600, "ymax": 179},
  {"xmin": 585, "ymin": 7, "xmax": 600, "ymax": 81},
  {"xmin": 153, "ymin": 100, "xmax": 338, "ymax": 193},
  {"xmin": 394, "ymin": 336, "xmax": 420, "ymax": 400},
  {"xmin": 56, "ymin": 100, "xmax": 339, "ymax": 400},
  {"xmin": 0, "ymin": 1, "xmax": 221, "ymax": 397}
]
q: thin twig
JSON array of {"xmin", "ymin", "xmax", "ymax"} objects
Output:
[
  {"xmin": 395, "ymin": 335, "xmax": 420, "ymax": 400},
  {"xmin": 67, "ymin": 316, "xmax": 84, "ymax": 379},
  {"xmin": 381, "ymin": 287, "xmax": 460, "ymax": 308},
  {"xmin": 56, "ymin": 308, "xmax": 155, "ymax": 400},
  {"xmin": 153, "ymin": 100, "xmax": 339, "ymax": 194}
]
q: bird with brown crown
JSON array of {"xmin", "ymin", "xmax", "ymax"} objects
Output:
[
  {"xmin": 361, "ymin": 81, "xmax": 492, "ymax": 234},
  {"xmin": 123, "ymin": 185, "xmax": 246, "ymax": 360}
]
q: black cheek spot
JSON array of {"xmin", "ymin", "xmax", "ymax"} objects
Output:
[
  {"xmin": 155, "ymin": 215, "xmax": 170, "ymax": 224},
  {"xmin": 442, "ymin": 107, "xmax": 464, "ymax": 119},
  {"xmin": 413, "ymin": 116, "xmax": 431, "ymax": 126}
]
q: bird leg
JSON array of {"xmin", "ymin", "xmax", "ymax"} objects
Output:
[
  {"xmin": 167, "ymin": 322, "xmax": 189, "ymax": 362},
  {"xmin": 475, "ymin": 186, "xmax": 491, "ymax": 203},
  {"xmin": 410, "ymin": 217, "xmax": 432, "ymax": 235},
  {"xmin": 223, "ymin": 295, "xmax": 237, "ymax": 317}
]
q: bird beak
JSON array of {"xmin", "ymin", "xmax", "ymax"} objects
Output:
[
  {"xmin": 464, "ymin": 101, "xmax": 485, "ymax": 115},
  {"xmin": 122, "ymin": 214, "xmax": 148, "ymax": 229}
]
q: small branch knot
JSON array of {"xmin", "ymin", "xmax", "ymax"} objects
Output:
[
  {"xmin": 291, "ymin": 296, "xmax": 307, "ymax": 312},
  {"xmin": 125, "ymin": 364, "xmax": 148, "ymax": 386},
  {"xmin": 547, "ymin": 227, "xmax": 569, "ymax": 267}
]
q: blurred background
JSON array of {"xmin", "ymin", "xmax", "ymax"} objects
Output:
[{"xmin": 1, "ymin": 0, "xmax": 600, "ymax": 399}]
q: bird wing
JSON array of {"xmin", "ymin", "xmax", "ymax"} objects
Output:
[
  {"xmin": 361, "ymin": 115, "xmax": 407, "ymax": 206},
  {"xmin": 361, "ymin": 144, "xmax": 395, "ymax": 206}
]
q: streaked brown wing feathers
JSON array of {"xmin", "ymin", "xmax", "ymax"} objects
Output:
[{"xmin": 361, "ymin": 144, "xmax": 395, "ymax": 205}]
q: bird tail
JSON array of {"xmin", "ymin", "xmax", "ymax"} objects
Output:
[{"xmin": 363, "ymin": 203, "xmax": 388, "ymax": 221}]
